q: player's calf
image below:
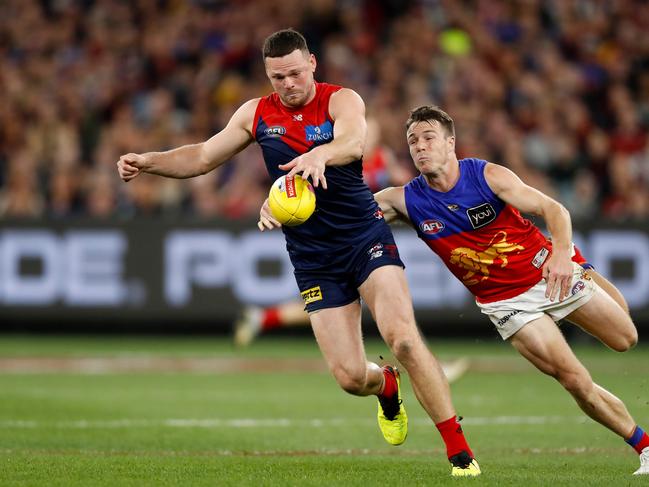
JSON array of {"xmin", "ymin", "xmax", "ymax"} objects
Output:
[
  {"xmin": 330, "ymin": 362, "xmax": 383, "ymax": 396},
  {"xmin": 332, "ymin": 366, "xmax": 370, "ymax": 396},
  {"xmin": 554, "ymin": 367, "xmax": 594, "ymax": 401}
]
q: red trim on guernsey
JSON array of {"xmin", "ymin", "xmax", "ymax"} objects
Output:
[
  {"xmin": 251, "ymin": 98, "xmax": 264, "ymax": 141},
  {"xmin": 255, "ymin": 82, "xmax": 342, "ymax": 156},
  {"xmin": 572, "ymin": 244, "xmax": 586, "ymax": 265}
]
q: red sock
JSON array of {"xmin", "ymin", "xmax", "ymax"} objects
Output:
[
  {"xmin": 379, "ymin": 367, "xmax": 398, "ymax": 398},
  {"xmin": 636, "ymin": 432, "xmax": 649, "ymax": 454},
  {"xmin": 261, "ymin": 307, "xmax": 281, "ymax": 331},
  {"xmin": 436, "ymin": 416, "xmax": 473, "ymax": 459}
]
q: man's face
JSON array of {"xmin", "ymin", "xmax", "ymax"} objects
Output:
[
  {"xmin": 406, "ymin": 120, "xmax": 455, "ymax": 175},
  {"xmin": 264, "ymin": 49, "xmax": 316, "ymax": 107}
]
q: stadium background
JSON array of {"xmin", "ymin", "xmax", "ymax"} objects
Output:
[
  {"xmin": 1, "ymin": 0, "xmax": 648, "ymax": 335},
  {"xmin": 1, "ymin": 2, "xmax": 649, "ymax": 486}
]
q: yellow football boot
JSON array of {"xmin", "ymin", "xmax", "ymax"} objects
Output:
[
  {"xmin": 450, "ymin": 451, "xmax": 481, "ymax": 477},
  {"xmin": 377, "ymin": 365, "xmax": 408, "ymax": 446}
]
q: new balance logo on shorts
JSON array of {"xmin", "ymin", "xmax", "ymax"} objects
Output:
[
  {"xmin": 368, "ymin": 243, "xmax": 384, "ymax": 260},
  {"xmin": 301, "ymin": 286, "xmax": 323, "ymax": 304}
]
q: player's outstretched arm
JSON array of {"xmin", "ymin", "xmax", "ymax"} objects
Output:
[
  {"xmin": 117, "ymin": 99, "xmax": 258, "ymax": 182},
  {"xmin": 484, "ymin": 163, "xmax": 573, "ymax": 301},
  {"xmin": 374, "ymin": 186, "xmax": 411, "ymax": 225},
  {"xmin": 280, "ymin": 88, "xmax": 366, "ymax": 189}
]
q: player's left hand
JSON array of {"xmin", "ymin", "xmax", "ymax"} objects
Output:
[
  {"xmin": 543, "ymin": 251, "xmax": 573, "ymax": 302},
  {"xmin": 117, "ymin": 153, "xmax": 147, "ymax": 182},
  {"xmin": 279, "ymin": 152, "xmax": 327, "ymax": 189},
  {"xmin": 257, "ymin": 198, "xmax": 281, "ymax": 231}
]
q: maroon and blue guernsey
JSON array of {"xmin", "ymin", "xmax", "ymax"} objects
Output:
[{"xmin": 253, "ymin": 82, "xmax": 384, "ymax": 266}]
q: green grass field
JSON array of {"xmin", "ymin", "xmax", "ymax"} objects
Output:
[{"xmin": 0, "ymin": 335, "xmax": 647, "ymax": 486}]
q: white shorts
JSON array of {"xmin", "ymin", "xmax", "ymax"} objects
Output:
[{"xmin": 477, "ymin": 262, "xmax": 596, "ymax": 340}]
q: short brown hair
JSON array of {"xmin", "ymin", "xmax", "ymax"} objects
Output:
[
  {"xmin": 406, "ymin": 105, "xmax": 455, "ymax": 137},
  {"xmin": 262, "ymin": 29, "xmax": 309, "ymax": 59}
]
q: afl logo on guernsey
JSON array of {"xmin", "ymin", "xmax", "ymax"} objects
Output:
[
  {"xmin": 264, "ymin": 126, "xmax": 286, "ymax": 137},
  {"xmin": 420, "ymin": 219, "xmax": 445, "ymax": 235},
  {"xmin": 467, "ymin": 203, "xmax": 496, "ymax": 229}
]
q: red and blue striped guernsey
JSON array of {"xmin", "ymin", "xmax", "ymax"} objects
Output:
[{"xmin": 252, "ymin": 82, "xmax": 382, "ymax": 259}]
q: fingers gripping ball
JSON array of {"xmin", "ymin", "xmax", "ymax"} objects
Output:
[{"xmin": 268, "ymin": 174, "xmax": 316, "ymax": 226}]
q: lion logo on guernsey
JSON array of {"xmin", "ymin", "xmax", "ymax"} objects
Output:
[
  {"xmin": 301, "ymin": 286, "xmax": 323, "ymax": 304},
  {"xmin": 449, "ymin": 231, "xmax": 525, "ymax": 286}
]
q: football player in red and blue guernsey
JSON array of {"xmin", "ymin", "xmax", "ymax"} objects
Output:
[
  {"xmin": 375, "ymin": 105, "xmax": 648, "ymax": 476},
  {"xmin": 117, "ymin": 30, "xmax": 479, "ymax": 476}
]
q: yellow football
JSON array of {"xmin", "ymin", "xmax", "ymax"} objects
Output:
[{"xmin": 268, "ymin": 174, "xmax": 316, "ymax": 226}]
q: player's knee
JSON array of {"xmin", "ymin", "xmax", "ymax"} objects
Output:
[
  {"xmin": 602, "ymin": 317, "xmax": 638, "ymax": 352},
  {"xmin": 610, "ymin": 329, "xmax": 638, "ymax": 352},
  {"xmin": 627, "ymin": 328, "xmax": 638, "ymax": 349},
  {"xmin": 388, "ymin": 336, "xmax": 418, "ymax": 364}
]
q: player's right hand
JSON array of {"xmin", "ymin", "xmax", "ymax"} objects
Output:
[
  {"xmin": 117, "ymin": 153, "xmax": 146, "ymax": 182},
  {"xmin": 279, "ymin": 151, "xmax": 328, "ymax": 189},
  {"xmin": 257, "ymin": 198, "xmax": 281, "ymax": 231},
  {"xmin": 542, "ymin": 250, "xmax": 573, "ymax": 302}
]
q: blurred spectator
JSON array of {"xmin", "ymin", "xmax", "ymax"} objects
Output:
[
  {"xmin": 48, "ymin": 166, "xmax": 83, "ymax": 218},
  {"xmin": 0, "ymin": 151, "xmax": 44, "ymax": 218},
  {"xmin": 0, "ymin": 0, "xmax": 647, "ymax": 221},
  {"xmin": 563, "ymin": 169, "xmax": 599, "ymax": 222},
  {"xmin": 85, "ymin": 169, "xmax": 117, "ymax": 218},
  {"xmin": 363, "ymin": 116, "xmax": 415, "ymax": 192}
]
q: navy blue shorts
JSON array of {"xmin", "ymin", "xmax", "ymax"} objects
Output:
[{"xmin": 293, "ymin": 225, "xmax": 405, "ymax": 312}]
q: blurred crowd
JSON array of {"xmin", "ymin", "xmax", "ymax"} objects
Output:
[{"xmin": 0, "ymin": 0, "xmax": 647, "ymax": 221}]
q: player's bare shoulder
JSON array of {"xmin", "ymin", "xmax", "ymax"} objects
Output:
[
  {"xmin": 231, "ymin": 98, "xmax": 262, "ymax": 135},
  {"xmin": 330, "ymin": 87, "xmax": 364, "ymax": 104},
  {"xmin": 329, "ymin": 88, "xmax": 365, "ymax": 118},
  {"xmin": 483, "ymin": 162, "xmax": 521, "ymax": 195}
]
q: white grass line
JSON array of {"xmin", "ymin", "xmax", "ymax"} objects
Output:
[
  {"xmin": 461, "ymin": 415, "xmax": 590, "ymax": 425},
  {"xmin": 0, "ymin": 415, "xmax": 589, "ymax": 429},
  {"xmin": 0, "ymin": 446, "xmax": 628, "ymax": 457}
]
